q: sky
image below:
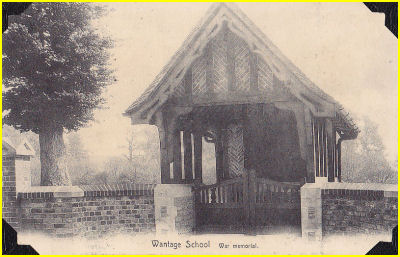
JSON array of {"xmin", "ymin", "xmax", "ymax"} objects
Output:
[{"xmin": 77, "ymin": 2, "xmax": 397, "ymax": 162}]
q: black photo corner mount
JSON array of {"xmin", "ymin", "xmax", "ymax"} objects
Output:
[
  {"xmin": 2, "ymin": 2, "xmax": 32, "ymax": 33},
  {"xmin": 366, "ymin": 226, "xmax": 398, "ymax": 255},
  {"xmin": 2, "ymin": 219, "xmax": 38, "ymax": 255},
  {"xmin": 364, "ymin": 2, "xmax": 398, "ymax": 38}
]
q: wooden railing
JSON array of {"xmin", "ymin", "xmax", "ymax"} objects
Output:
[
  {"xmin": 196, "ymin": 176, "xmax": 244, "ymax": 204},
  {"xmin": 194, "ymin": 170, "xmax": 302, "ymax": 230},
  {"xmin": 255, "ymin": 178, "xmax": 301, "ymax": 209},
  {"xmin": 195, "ymin": 175, "xmax": 301, "ymax": 205},
  {"xmin": 195, "ymin": 174, "xmax": 301, "ymax": 204},
  {"xmin": 255, "ymin": 178, "xmax": 301, "ymax": 207}
]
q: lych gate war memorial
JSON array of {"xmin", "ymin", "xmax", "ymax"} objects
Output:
[{"xmin": 123, "ymin": 3, "xmax": 396, "ymax": 238}]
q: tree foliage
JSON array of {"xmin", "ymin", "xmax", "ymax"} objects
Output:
[
  {"xmin": 65, "ymin": 127, "xmax": 160, "ymax": 186},
  {"xmin": 65, "ymin": 132, "xmax": 95, "ymax": 185},
  {"xmin": 3, "ymin": 3, "xmax": 114, "ymax": 133},
  {"xmin": 341, "ymin": 116, "xmax": 397, "ymax": 184},
  {"xmin": 2, "ymin": 3, "xmax": 114, "ymax": 185}
]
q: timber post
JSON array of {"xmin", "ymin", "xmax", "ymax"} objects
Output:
[
  {"xmin": 172, "ymin": 130, "xmax": 182, "ymax": 183},
  {"xmin": 156, "ymin": 110, "xmax": 172, "ymax": 184},
  {"xmin": 304, "ymin": 109, "xmax": 315, "ymax": 183},
  {"xmin": 193, "ymin": 132, "xmax": 203, "ymax": 183},
  {"xmin": 248, "ymin": 169, "xmax": 257, "ymax": 228},
  {"xmin": 215, "ymin": 129, "xmax": 224, "ymax": 183},
  {"xmin": 183, "ymin": 130, "xmax": 193, "ymax": 182},
  {"xmin": 337, "ymin": 138, "xmax": 343, "ymax": 182},
  {"xmin": 158, "ymin": 127, "xmax": 171, "ymax": 184},
  {"xmin": 326, "ymin": 119, "xmax": 335, "ymax": 182},
  {"xmin": 243, "ymin": 169, "xmax": 257, "ymax": 233}
]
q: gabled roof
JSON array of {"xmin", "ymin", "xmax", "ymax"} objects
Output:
[
  {"xmin": 3, "ymin": 135, "xmax": 35, "ymax": 156},
  {"xmin": 124, "ymin": 3, "xmax": 358, "ymax": 138}
]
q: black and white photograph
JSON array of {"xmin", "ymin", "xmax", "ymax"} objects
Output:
[{"xmin": 2, "ymin": 2, "xmax": 398, "ymax": 255}]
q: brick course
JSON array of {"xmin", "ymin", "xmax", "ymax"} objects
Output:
[
  {"xmin": 3, "ymin": 141, "xmax": 159, "ymax": 238},
  {"xmin": 2, "ymin": 156, "xmax": 19, "ymax": 229},
  {"xmin": 16, "ymin": 186, "xmax": 156, "ymax": 238},
  {"xmin": 321, "ymin": 189, "xmax": 397, "ymax": 236}
]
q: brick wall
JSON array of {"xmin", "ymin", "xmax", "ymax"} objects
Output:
[
  {"xmin": 16, "ymin": 184, "xmax": 156, "ymax": 238},
  {"xmin": 322, "ymin": 189, "xmax": 397, "ymax": 236},
  {"xmin": 2, "ymin": 142, "xmax": 197, "ymax": 238},
  {"xmin": 301, "ymin": 183, "xmax": 398, "ymax": 240},
  {"xmin": 2, "ymin": 155, "xmax": 18, "ymax": 229},
  {"xmin": 2, "ymin": 151, "xmax": 196, "ymax": 238}
]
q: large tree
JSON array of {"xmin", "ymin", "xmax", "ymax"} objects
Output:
[{"xmin": 3, "ymin": 3, "xmax": 114, "ymax": 185}]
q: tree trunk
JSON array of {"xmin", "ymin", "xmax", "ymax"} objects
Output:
[{"xmin": 39, "ymin": 127, "xmax": 71, "ymax": 186}]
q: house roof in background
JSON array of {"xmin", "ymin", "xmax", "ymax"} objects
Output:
[{"xmin": 3, "ymin": 135, "xmax": 35, "ymax": 156}]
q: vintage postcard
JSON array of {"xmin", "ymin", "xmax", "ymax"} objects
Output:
[{"xmin": 2, "ymin": 2, "xmax": 397, "ymax": 255}]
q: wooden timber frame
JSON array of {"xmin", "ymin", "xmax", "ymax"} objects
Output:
[
  {"xmin": 124, "ymin": 3, "xmax": 359, "ymax": 232},
  {"xmin": 151, "ymin": 105, "xmax": 355, "ymax": 184}
]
